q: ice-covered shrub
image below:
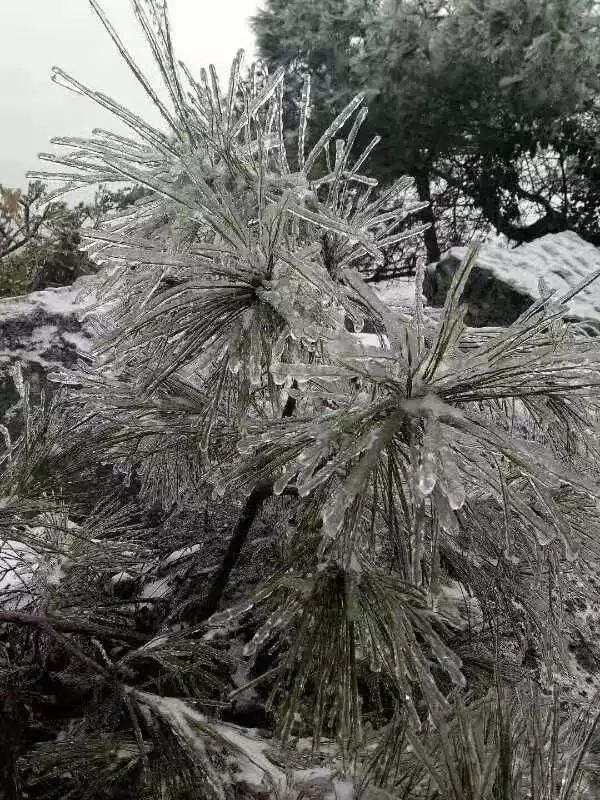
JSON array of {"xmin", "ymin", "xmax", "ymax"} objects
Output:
[{"xmin": 3, "ymin": 1, "xmax": 600, "ymax": 797}]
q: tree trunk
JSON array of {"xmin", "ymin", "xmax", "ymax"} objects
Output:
[
  {"xmin": 195, "ymin": 392, "xmax": 298, "ymax": 622},
  {"xmin": 414, "ymin": 171, "xmax": 441, "ymax": 264},
  {"xmin": 197, "ymin": 480, "xmax": 275, "ymax": 621}
]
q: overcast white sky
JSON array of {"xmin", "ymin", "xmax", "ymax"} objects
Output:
[{"xmin": 0, "ymin": 1, "xmax": 260, "ymax": 188}]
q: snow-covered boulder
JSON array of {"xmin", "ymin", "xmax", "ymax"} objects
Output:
[
  {"xmin": 0, "ymin": 277, "xmax": 96, "ymax": 423},
  {"xmin": 423, "ymin": 231, "xmax": 600, "ymax": 331}
]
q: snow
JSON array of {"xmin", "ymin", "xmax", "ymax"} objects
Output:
[
  {"xmin": 0, "ymin": 521, "xmax": 72, "ymax": 601},
  {"xmin": 0, "ymin": 537, "xmax": 67, "ymax": 607},
  {"xmin": 332, "ymin": 780, "xmax": 356, "ymax": 800},
  {"xmin": 0, "ymin": 323, "xmax": 83, "ymax": 370},
  {"xmin": 0, "ymin": 277, "xmax": 99, "ymax": 321},
  {"xmin": 213, "ymin": 721, "xmax": 285, "ymax": 791},
  {"xmin": 162, "ymin": 542, "xmax": 202, "ymax": 566},
  {"xmin": 62, "ymin": 330, "xmax": 93, "ymax": 353},
  {"xmin": 135, "ymin": 691, "xmax": 286, "ymax": 796},
  {"xmin": 0, "ymin": 275, "xmax": 98, "ymax": 370},
  {"xmin": 141, "ymin": 576, "xmax": 170, "ymax": 599},
  {"xmin": 293, "ymin": 766, "xmax": 336, "ymax": 784},
  {"xmin": 0, "ymin": 539, "xmax": 37, "ymax": 591},
  {"xmin": 373, "ymin": 275, "xmax": 422, "ymax": 308},
  {"xmin": 445, "ymin": 231, "xmax": 600, "ymax": 323},
  {"xmin": 0, "ymin": 287, "xmax": 78, "ymax": 319},
  {"xmin": 0, "ymin": 351, "xmax": 49, "ymax": 370},
  {"xmin": 0, "ymin": 514, "xmax": 77, "ymax": 603},
  {"xmin": 111, "ymin": 571, "xmax": 134, "ymax": 585},
  {"xmin": 29, "ymin": 325, "xmax": 61, "ymax": 350},
  {"xmin": 135, "ymin": 692, "xmax": 227, "ymax": 800}
]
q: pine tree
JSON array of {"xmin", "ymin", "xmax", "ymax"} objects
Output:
[
  {"xmin": 2, "ymin": 2, "xmax": 600, "ymax": 798},
  {"xmin": 252, "ymin": 0, "xmax": 600, "ymax": 261}
]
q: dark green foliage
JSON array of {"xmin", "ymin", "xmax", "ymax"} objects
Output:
[{"xmin": 252, "ymin": 0, "xmax": 600, "ymax": 262}]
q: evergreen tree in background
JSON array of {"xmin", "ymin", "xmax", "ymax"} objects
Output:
[
  {"xmin": 252, "ymin": 0, "xmax": 600, "ymax": 266},
  {"xmin": 2, "ymin": 2, "xmax": 600, "ymax": 798}
]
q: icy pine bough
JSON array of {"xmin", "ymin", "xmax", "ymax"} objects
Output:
[{"xmin": 4, "ymin": 0, "xmax": 600, "ymax": 797}]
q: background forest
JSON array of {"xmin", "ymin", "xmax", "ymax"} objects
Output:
[{"xmin": 3, "ymin": 1, "xmax": 600, "ymax": 799}]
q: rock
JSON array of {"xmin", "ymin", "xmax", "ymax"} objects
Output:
[
  {"xmin": 225, "ymin": 697, "xmax": 271, "ymax": 729},
  {"xmin": 0, "ymin": 276, "xmax": 96, "ymax": 427},
  {"xmin": 423, "ymin": 231, "xmax": 600, "ymax": 330}
]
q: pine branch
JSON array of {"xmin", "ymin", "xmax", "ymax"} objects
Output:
[
  {"xmin": 0, "ymin": 610, "xmax": 150, "ymax": 645},
  {"xmin": 195, "ymin": 480, "xmax": 275, "ymax": 622}
]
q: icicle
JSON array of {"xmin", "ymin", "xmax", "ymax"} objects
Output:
[
  {"xmin": 10, "ymin": 363, "xmax": 25, "ymax": 399},
  {"xmin": 378, "ymin": 222, "xmax": 431, "ymax": 249},
  {"xmin": 564, "ymin": 539, "xmax": 580, "ymax": 562},
  {"xmin": 273, "ymin": 464, "xmax": 299, "ymax": 496},
  {"xmin": 430, "ymin": 636, "xmax": 466, "ymax": 688},
  {"xmin": 229, "ymin": 66, "xmax": 286, "ymax": 138},
  {"xmin": 322, "ymin": 431, "xmax": 384, "ymax": 537},
  {"xmin": 297, "ymin": 448, "xmax": 325, "ymax": 496},
  {"xmin": 209, "ymin": 599, "xmax": 255, "ymax": 626},
  {"xmin": 532, "ymin": 524, "xmax": 556, "ymax": 547},
  {"xmin": 414, "ymin": 258, "xmax": 425, "ymax": 354},
  {"xmin": 296, "ymin": 461, "xmax": 337, "ymax": 496},
  {"xmin": 243, "ymin": 606, "xmax": 295, "ymax": 657},
  {"xmin": 435, "ymin": 489, "xmax": 459, "ymax": 535},
  {"xmin": 270, "ymin": 362, "xmax": 340, "ymax": 385},
  {"xmin": 369, "ymin": 648, "xmax": 383, "ymax": 673},
  {"xmin": 304, "ymin": 93, "xmax": 365, "ymax": 174},
  {"xmin": 418, "ymin": 421, "xmax": 438, "ymax": 497},
  {"xmin": 322, "ymin": 492, "xmax": 349, "ymax": 539},
  {"xmin": 226, "ymin": 48, "xmax": 244, "ymax": 128},
  {"xmin": 271, "ymin": 329, "xmax": 288, "ymax": 364},
  {"xmin": 0, "ymin": 425, "xmax": 11, "ymax": 457},
  {"xmin": 228, "ymin": 353, "xmax": 242, "ymax": 375},
  {"xmin": 350, "ymin": 135, "xmax": 381, "ymax": 176},
  {"xmin": 237, "ymin": 434, "xmax": 263, "ymax": 455},
  {"xmin": 269, "ymin": 364, "xmax": 291, "ymax": 387},
  {"xmin": 439, "ymin": 446, "xmax": 465, "ymax": 510},
  {"xmin": 298, "ymin": 75, "xmax": 311, "ymax": 170},
  {"xmin": 248, "ymin": 324, "xmax": 262, "ymax": 387}
]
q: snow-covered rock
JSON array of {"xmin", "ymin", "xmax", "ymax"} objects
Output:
[
  {"xmin": 0, "ymin": 276, "xmax": 97, "ymax": 423},
  {"xmin": 424, "ymin": 231, "xmax": 600, "ymax": 330}
]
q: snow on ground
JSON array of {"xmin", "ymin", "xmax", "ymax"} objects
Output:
[
  {"xmin": 62, "ymin": 330, "xmax": 93, "ymax": 353},
  {"xmin": 0, "ymin": 539, "xmax": 37, "ymax": 592},
  {"xmin": 0, "ymin": 286, "xmax": 82, "ymax": 319},
  {"xmin": 0, "ymin": 515, "xmax": 77, "ymax": 606},
  {"xmin": 373, "ymin": 275, "xmax": 422, "ymax": 309},
  {"xmin": 162, "ymin": 542, "xmax": 202, "ymax": 566},
  {"xmin": 447, "ymin": 231, "xmax": 600, "ymax": 321},
  {"xmin": 0, "ymin": 274, "xmax": 99, "ymax": 325},
  {"xmin": 0, "ymin": 275, "xmax": 98, "ymax": 369}
]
